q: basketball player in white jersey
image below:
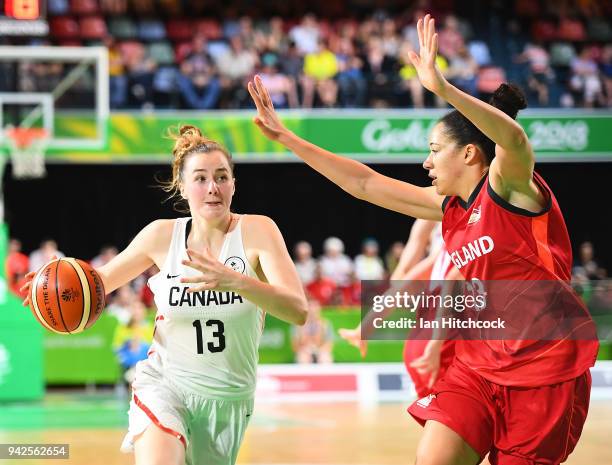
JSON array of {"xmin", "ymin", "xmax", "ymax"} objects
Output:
[{"xmin": 21, "ymin": 125, "xmax": 308, "ymax": 465}]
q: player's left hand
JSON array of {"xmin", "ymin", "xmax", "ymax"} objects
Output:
[
  {"xmin": 407, "ymin": 14, "xmax": 448, "ymax": 97},
  {"xmin": 181, "ymin": 248, "xmax": 243, "ymax": 292},
  {"xmin": 409, "ymin": 338, "xmax": 443, "ymax": 389}
]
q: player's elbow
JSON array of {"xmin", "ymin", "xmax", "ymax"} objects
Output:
[
  {"xmin": 505, "ymin": 125, "xmax": 530, "ymax": 152},
  {"xmin": 291, "ymin": 297, "xmax": 309, "ymax": 326}
]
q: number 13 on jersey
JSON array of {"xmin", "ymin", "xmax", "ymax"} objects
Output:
[{"xmin": 192, "ymin": 319, "xmax": 226, "ymax": 353}]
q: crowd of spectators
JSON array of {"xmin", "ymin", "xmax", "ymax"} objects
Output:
[
  {"xmin": 7, "ymin": 0, "xmax": 607, "ymax": 110},
  {"xmin": 293, "ymin": 236, "xmax": 405, "ymax": 306}
]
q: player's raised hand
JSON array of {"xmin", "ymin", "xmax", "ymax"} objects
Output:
[
  {"xmin": 181, "ymin": 248, "xmax": 242, "ymax": 292},
  {"xmin": 339, "ymin": 325, "xmax": 368, "ymax": 358},
  {"xmin": 247, "ymin": 75, "xmax": 288, "ymax": 141},
  {"xmin": 407, "ymin": 14, "xmax": 448, "ymax": 97}
]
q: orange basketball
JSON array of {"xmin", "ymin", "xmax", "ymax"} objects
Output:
[{"xmin": 29, "ymin": 258, "xmax": 106, "ymax": 334}]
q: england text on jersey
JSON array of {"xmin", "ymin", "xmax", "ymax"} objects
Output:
[
  {"xmin": 449, "ymin": 235, "xmax": 494, "ymax": 270},
  {"xmin": 169, "ymin": 286, "xmax": 245, "ymax": 307}
]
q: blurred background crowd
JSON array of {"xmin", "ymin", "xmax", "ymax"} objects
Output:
[{"xmin": 2, "ymin": 0, "xmax": 611, "ymax": 110}]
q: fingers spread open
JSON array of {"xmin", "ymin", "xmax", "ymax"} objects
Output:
[{"xmin": 417, "ymin": 18, "xmax": 424, "ymax": 50}]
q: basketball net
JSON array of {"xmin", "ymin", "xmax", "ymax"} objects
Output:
[{"xmin": 4, "ymin": 127, "xmax": 48, "ymax": 179}]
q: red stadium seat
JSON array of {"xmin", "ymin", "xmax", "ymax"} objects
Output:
[
  {"xmin": 79, "ymin": 16, "xmax": 108, "ymax": 40},
  {"xmin": 195, "ymin": 19, "xmax": 222, "ymax": 40},
  {"xmin": 531, "ymin": 20, "xmax": 557, "ymax": 42},
  {"xmin": 49, "ymin": 16, "xmax": 80, "ymax": 39},
  {"xmin": 557, "ymin": 17, "xmax": 587, "ymax": 42},
  {"xmin": 166, "ymin": 19, "xmax": 195, "ymax": 42},
  {"xmin": 70, "ymin": 0, "xmax": 98, "ymax": 15}
]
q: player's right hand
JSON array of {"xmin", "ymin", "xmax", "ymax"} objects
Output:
[
  {"xmin": 19, "ymin": 255, "xmax": 59, "ymax": 308},
  {"xmin": 247, "ymin": 75, "xmax": 289, "ymax": 141},
  {"xmin": 19, "ymin": 271, "xmax": 37, "ymax": 307},
  {"xmin": 339, "ymin": 326, "xmax": 368, "ymax": 358}
]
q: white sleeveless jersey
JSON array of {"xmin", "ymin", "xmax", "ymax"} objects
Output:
[
  {"xmin": 147, "ymin": 216, "xmax": 265, "ymax": 399},
  {"xmin": 429, "ymin": 223, "xmax": 453, "ymax": 280}
]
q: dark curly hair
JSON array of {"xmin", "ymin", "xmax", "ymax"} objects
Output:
[{"xmin": 438, "ymin": 83, "xmax": 527, "ymax": 164}]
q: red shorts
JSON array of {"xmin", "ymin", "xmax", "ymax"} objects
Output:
[
  {"xmin": 407, "ymin": 360, "xmax": 591, "ymax": 465},
  {"xmin": 403, "ymin": 339, "xmax": 456, "ymax": 398}
]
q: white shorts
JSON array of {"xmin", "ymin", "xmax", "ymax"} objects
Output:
[{"xmin": 121, "ymin": 356, "xmax": 254, "ymax": 465}]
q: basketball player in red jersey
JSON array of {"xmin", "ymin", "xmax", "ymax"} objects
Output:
[{"xmin": 248, "ymin": 14, "xmax": 598, "ymax": 465}]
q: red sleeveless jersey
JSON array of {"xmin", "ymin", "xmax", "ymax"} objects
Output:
[{"xmin": 442, "ymin": 173, "xmax": 598, "ymax": 386}]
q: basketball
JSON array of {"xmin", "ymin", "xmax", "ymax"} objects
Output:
[{"xmin": 28, "ymin": 258, "xmax": 106, "ymax": 334}]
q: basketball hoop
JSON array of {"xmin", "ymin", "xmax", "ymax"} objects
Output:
[{"xmin": 4, "ymin": 127, "xmax": 48, "ymax": 179}]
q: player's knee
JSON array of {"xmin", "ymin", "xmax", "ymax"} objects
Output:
[
  {"xmin": 134, "ymin": 425, "xmax": 185, "ymax": 465},
  {"xmin": 415, "ymin": 442, "xmax": 476, "ymax": 465}
]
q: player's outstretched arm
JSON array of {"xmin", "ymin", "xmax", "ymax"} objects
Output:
[
  {"xmin": 247, "ymin": 76, "xmax": 443, "ymax": 221},
  {"xmin": 96, "ymin": 220, "xmax": 171, "ymax": 294},
  {"xmin": 181, "ymin": 215, "xmax": 308, "ymax": 326},
  {"xmin": 408, "ymin": 15, "xmax": 535, "ymax": 192}
]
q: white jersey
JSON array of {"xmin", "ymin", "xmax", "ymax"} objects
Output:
[
  {"xmin": 147, "ymin": 216, "xmax": 265, "ymax": 400},
  {"xmin": 429, "ymin": 223, "xmax": 453, "ymax": 281}
]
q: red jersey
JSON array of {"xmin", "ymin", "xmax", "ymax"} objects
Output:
[{"xmin": 442, "ymin": 173, "xmax": 598, "ymax": 386}]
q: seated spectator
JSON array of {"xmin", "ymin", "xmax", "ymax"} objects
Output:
[
  {"xmin": 294, "ymin": 240, "xmax": 317, "ymax": 286},
  {"xmin": 319, "ymin": 237, "xmax": 353, "ymax": 288},
  {"xmin": 292, "ymin": 298, "xmax": 334, "ymax": 364},
  {"xmin": 104, "ymin": 36, "xmax": 128, "ymax": 109},
  {"xmin": 573, "ymin": 241, "xmax": 607, "ymax": 281},
  {"xmin": 437, "ymin": 14, "xmax": 465, "ymax": 60},
  {"xmin": 177, "ymin": 34, "xmax": 221, "ymax": 110},
  {"xmin": 362, "ymin": 36, "xmax": 398, "ymax": 107},
  {"xmin": 302, "ymin": 38, "xmax": 339, "ymax": 108},
  {"xmin": 380, "ymin": 18, "xmax": 401, "ymax": 57},
  {"xmin": 29, "ymin": 239, "xmax": 65, "ymax": 272},
  {"xmin": 137, "ymin": 265, "xmax": 159, "ymax": 308},
  {"xmin": 601, "ymin": 45, "xmax": 612, "ymax": 107},
  {"xmin": 402, "ymin": 8, "xmax": 427, "ymax": 52},
  {"xmin": 5, "ymin": 238, "xmax": 29, "ymax": 298},
  {"xmin": 113, "ymin": 299, "xmax": 154, "ymax": 388},
  {"xmin": 385, "ymin": 241, "xmax": 405, "ymax": 275},
  {"xmin": 123, "ymin": 43, "xmax": 156, "ymax": 109},
  {"xmin": 335, "ymin": 38, "xmax": 366, "ymax": 107},
  {"xmin": 107, "ymin": 284, "xmax": 137, "ymax": 324},
  {"xmin": 280, "ymin": 40, "xmax": 304, "ymax": 82},
  {"xmin": 569, "ymin": 47, "xmax": 605, "ymax": 108},
  {"xmin": 447, "ymin": 45, "xmax": 479, "ymax": 96},
  {"xmin": 91, "ymin": 245, "xmax": 118, "ymax": 268},
  {"xmin": 290, "ymin": 13, "xmax": 320, "ymax": 55},
  {"xmin": 398, "ymin": 40, "xmax": 448, "ymax": 107},
  {"xmin": 354, "ymin": 238, "xmax": 385, "ymax": 281},
  {"xmin": 261, "ymin": 16, "xmax": 288, "ymax": 53},
  {"xmin": 216, "ymin": 35, "xmax": 258, "ymax": 108},
  {"xmin": 516, "ymin": 41, "xmax": 554, "ymax": 106},
  {"xmin": 306, "ymin": 263, "xmax": 338, "ymax": 305},
  {"xmin": 259, "ymin": 52, "xmax": 298, "ymax": 109}
]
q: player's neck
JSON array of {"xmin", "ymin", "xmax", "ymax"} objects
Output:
[
  {"xmin": 189, "ymin": 213, "xmax": 234, "ymax": 247},
  {"xmin": 457, "ymin": 169, "xmax": 488, "ymax": 203}
]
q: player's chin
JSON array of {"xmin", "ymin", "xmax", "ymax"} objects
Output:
[{"xmin": 199, "ymin": 203, "xmax": 229, "ymax": 218}]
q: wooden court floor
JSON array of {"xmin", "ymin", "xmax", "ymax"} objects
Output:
[{"xmin": 1, "ymin": 398, "xmax": 611, "ymax": 465}]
